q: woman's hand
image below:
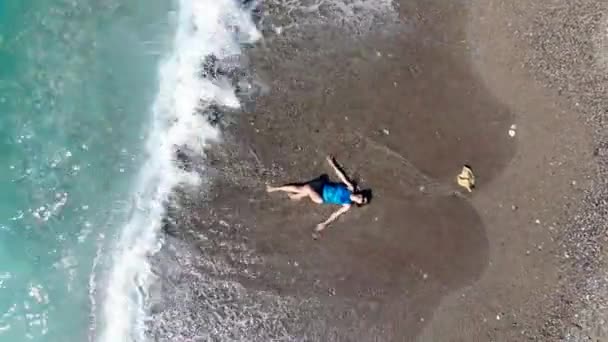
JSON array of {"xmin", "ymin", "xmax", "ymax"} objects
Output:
[{"xmin": 312, "ymin": 223, "xmax": 327, "ymax": 240}]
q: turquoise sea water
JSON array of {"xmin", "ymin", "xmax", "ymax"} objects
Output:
[{"xmin": 0, "ymin": 1, "xmax": 172, "ymax": 340}]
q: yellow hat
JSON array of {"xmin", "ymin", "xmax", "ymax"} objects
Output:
[{"xmin": 457, "ymin": 166, "xmax": 475, "ymax": 192}]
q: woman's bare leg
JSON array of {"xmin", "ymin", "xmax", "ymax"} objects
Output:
[
  {"xmin": 266, "ymin": 185, "xmax": 306, "ymax": 193},
  {"xmin": 267, "ymin": 184, "xmax": 323, "ymax": 204},
  {"xmin": 288, "ymin": 192, "xmax": 308, "ymax": 200},
  {"xmin": 303, "ymin": 185, "xmax": 323, "ymax": 204}
]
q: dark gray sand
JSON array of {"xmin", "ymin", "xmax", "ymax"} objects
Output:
[{"xmin": 149, "ymin": 0, "xmax": 607, "ymax": 341}]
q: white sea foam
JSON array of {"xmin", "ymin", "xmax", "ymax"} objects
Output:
[
  {"xmin": 97, "ymin": 0, "xmax": 259, "ymax": 341},
  {"xmin": 88, "ymin": 238, "xmax": 104, "ymax": 342}
]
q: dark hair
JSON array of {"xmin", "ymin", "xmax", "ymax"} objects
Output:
[{"xmin": 355, "ymin": 189, "xmax": 372, "ymax": 207}]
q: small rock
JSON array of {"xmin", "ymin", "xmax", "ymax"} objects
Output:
[
  {"xmin": 511, "ymin": 205, "xmax": 518, "ymax": 211},
  {"xmin": 508, "ymin": 124, "xmax": 517, "ymax": 137},
  {"xmin": 594, "ymin": 146, "xmax": 608, "ymax": 156},
  {"xmin": 382, "ymin": 128, "xmax": 390, "ymax": 135},
  {"xmin": 496, "ymin": 314, "xmax": 501, "ymax": 320},
  {"xmin": 535, "ymin": 219, "xmax": 541, "ymax": 224},
  {"xmin": 422, "ymin": 273, "xmax": 428, "ymax": 280}
]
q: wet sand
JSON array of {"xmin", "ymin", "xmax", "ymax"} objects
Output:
[{"xmin": 149, "ymin": 0, "xmax": 604, "ymax": 341}]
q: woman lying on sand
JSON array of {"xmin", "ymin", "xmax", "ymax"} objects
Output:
[{"xmin": 267, "ymin": 156, "xmax": 369, "ymax": 239}]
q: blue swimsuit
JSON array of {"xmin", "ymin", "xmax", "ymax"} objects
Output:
[{"xmin": 321, "ymin": 182, "xmax": 352, "ymax": 205}]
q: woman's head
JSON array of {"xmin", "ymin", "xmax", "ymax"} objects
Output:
[{"xmin": 350, "ymin": 190, "xmax": 371, "ymax": 206}]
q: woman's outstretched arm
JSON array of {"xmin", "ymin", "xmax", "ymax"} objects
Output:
[
  {"xmin": 326, "ymin": 156, "xmax": 355, "ymax": 191},
  {"xmin": 316, "ymin": 204, "xmax": 351, "ymax": 233}
]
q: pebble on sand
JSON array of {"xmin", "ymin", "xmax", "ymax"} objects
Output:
[{"xmin": 508, "ymin": 124, "xmax": 517, "ymax": 137}]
